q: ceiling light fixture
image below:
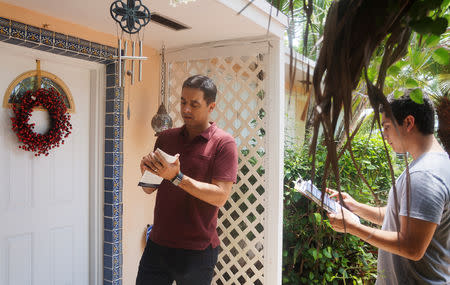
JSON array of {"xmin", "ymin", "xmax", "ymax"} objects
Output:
[{"xmin": 169, "ymin": 0, "xmax": 197, "ymax": 7}]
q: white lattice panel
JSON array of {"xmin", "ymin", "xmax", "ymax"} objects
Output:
[{"xmin": 168, "ymin": 54, "xmax": 267, "ymax": 285}]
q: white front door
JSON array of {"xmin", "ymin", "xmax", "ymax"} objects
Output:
[{"xmin": 0, "ymin": 43, "xmax": 97, "ymax": 285}]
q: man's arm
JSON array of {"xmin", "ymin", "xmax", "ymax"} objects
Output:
[
  {"xmin": 147, "ymin": 151, "xmax": 233, "ymax": 207},
  {"xmin": 328, "ymin": 190, "xmax": 386, "ymax": 225},
  {"xmin": 351, "ymin": 203, "xmax": 386, "ymax": 226},
  {"xmin": 178, "ymin": 177, "xmax": 232, "ymax": 207},
  {"xmin": 329, "ymin": 208, "xmax": 437, "ymax": 261}
]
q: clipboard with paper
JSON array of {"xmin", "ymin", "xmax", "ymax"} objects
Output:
[{"xmin": 294, "ymin": 178, "xmax": 360, "ymax": 224}]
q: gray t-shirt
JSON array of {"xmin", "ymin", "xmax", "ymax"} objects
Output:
[{"xmin": 377, "ymin": 152, "xmax": 450, "ymax": 285}]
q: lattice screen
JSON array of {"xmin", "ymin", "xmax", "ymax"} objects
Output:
[{"xmin": 167, "ymin": 54, "xmax": 267, "ymax": 284}]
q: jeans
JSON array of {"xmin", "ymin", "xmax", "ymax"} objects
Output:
[{"xmin": 136, "ymin": 239, "xmax": 219, "ymax": 285}]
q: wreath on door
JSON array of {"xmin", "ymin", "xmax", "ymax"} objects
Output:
[{"xmin": 10, "ymin": 88, "xmax": 72, "ymax": 156}]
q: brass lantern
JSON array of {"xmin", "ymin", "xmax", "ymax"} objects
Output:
[{"xmin": 151, "ymin": 44, "xmax": 173, "ymax": 135}]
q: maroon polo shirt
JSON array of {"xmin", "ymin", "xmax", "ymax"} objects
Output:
[{"xmin": 149, "ymin": 122, "xmax": 238, "ymax": 250}]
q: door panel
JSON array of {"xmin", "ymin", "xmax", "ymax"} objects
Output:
[{"xmin": 0, "ymin": 44, "xmax": 91, "ymax": 285}]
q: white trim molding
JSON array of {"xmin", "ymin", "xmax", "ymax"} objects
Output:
[
  {"xmin": 217, "ymin": 0, "xmax": 289, "ymax": 37},
  {"xmin": 166, "ymin": 36, "xmax": 273, "ymax": 62},
  {"xmin": 89, "ymin": 66, "xmax": 105, "ymax": 285},
  {"xmin": 265, "ymin": 38, "xmax": 285, "ymax": 285}
]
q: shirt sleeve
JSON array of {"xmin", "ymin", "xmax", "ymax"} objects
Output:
[
  {"xmin": 399, "ymin": 171, "xmax": 447, "ymax": 224},
  {"xmin": 211, "ymin": 137, "xmax": 238, "ymax": 183}
]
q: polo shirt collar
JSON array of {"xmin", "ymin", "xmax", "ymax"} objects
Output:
[{"xmin": 180, "ymin": 122, "xmax": 217, "ymax": 141}]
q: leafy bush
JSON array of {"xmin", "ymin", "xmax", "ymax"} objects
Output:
[{"xmin": 283, "ymin": 134, "xmax": 397, "ymax": 284}]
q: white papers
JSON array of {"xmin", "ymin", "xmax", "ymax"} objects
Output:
[{"xmin": 138, "ymin": 148, "xmax": 178, "ymax": 188}]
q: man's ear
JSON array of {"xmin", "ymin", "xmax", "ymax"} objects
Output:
[
  {"xmin": 208, "ymin": 102, "xmax": 216, "ymax": 112},
  {"xmin": 404, "ymin": 115, "xmax": 415, "ymax": 132}
]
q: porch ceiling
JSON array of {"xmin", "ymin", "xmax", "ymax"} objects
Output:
[{"xmin": 1, "ymin": 0, "xmax": 288, "ymax": 49}]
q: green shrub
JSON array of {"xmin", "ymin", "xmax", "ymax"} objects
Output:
[{"xmin": 283, "ymin": 134, "xmax": 397, "ymax": 284}]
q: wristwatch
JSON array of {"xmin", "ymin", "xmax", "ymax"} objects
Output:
[{"xmin": 171, "ymin": 171, "xmax": 184, "ymax": 186}]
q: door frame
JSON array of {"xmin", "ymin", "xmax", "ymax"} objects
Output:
[{"xmin": 0, "ymin": 41, "xmax": 105, "ymax": 285}]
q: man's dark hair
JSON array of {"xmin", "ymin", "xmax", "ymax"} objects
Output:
[
  {"xmin": 182, "ymin": 75, "xmax": 217, "ymax": 105},
  {"xmin": 383, "ymin": 89, "xmax": 435, "ymax": 135}
]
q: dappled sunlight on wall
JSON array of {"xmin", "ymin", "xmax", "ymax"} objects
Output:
[{"xmin": 285, "ymin": 82, "xmax": 309, "ymax": 147}]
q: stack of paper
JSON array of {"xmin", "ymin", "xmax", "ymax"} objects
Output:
[{"xmin": 138, "ymin": 148, "xmax": 177, "ymax": 188}]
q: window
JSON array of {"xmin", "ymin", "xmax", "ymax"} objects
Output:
[{"xmin": 3, "ymin": 70, "xmax": 74, "ymax": 112}]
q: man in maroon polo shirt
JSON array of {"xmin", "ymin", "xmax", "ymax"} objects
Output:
[{"xmin": 136, "ymin": 75, "xmax": 238, "ymax": 285}]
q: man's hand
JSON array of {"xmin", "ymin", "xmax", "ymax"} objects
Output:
[
  {"xmin": 327, "ymin": 207, "xmax": 359, "ymax": 233},
  {"xmin": 139, "ymin": 156, "xmax": 158, "ymax": 194},
  {"xmin": 141, "ymin": 151, "xmax": 180, "ymax": 181},
  {"xmin": 327, "ymin": 189, "xmax": 386, "ymax": 225},
  {"xmin": 140, "ymin": 158, "xmax": 149, "ymax": 175},
  {"xmin": 327, "ymin": 189, "xmax": 359, "ymax": 212}
]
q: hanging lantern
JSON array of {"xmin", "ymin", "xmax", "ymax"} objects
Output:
[
  {"xmin": 151, "ymin": 44, "xmax": 173, "ymax": 136},
  {"xmin": 151, "ymin": 103, "xmax": 172, "ymax": 135}
]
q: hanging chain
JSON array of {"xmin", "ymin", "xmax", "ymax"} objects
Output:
[{"xmin": 160, "ymin": 44, "xmax": 166, "ymax": 105}]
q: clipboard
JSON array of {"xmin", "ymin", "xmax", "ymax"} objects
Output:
[{"xmin": 294, "ymin": 178, "xmax": 360, "ymax": 224}]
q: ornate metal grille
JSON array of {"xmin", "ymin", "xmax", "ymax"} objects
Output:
[{"xmin": 167, "ymin": 54, "xmax": 267, "ymax": 284}]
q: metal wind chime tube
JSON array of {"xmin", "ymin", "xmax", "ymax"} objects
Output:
[
  {"xmin": 116, "ymin": 40, "xmax": 148, "ymax": 87},
  {"xmin": 118, "ymin": 38, "xmax": 122, "ymax": 87},
  {"xmin": 139, "ymin": 40, "xmax": 143, "ymax": 82},
  {"xmin": 118, "ymin": 49, "xmax": 147, "ymax": 60},
  {"xmin": 131, "ymin": 41, "xmax": 135, "ymax": 85},
  {"xmin": 123, "ymin": 40, "xmax": 127, "ymax": 86}
]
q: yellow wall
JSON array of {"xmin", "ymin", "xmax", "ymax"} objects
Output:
[
  {"xmin": 122, "ymin": 51, "xmax": 160, "ymax": 285},
  {"xmin": 0, "ymin": 3, "xmax": 159, "ymax": 284}
]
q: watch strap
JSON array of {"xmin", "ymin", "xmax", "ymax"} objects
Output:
[{"xmin": 171, "ymin": 171, "xmax": 184, "ymax": 186}]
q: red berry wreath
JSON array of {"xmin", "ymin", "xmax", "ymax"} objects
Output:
[{"xmin": 10, "ymin": 88, "xmax": 72, "ymax": 156}]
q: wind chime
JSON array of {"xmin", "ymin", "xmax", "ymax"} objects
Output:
[
  {"xmin": 110, "ymin": 0, "xmax": 151, "ymax": 120},
  {"xmin": 110, "ymin": 0, "xmax": 173, "ymax": 132},
  {"xmin": 110, "ymin": 0, "xmax": 151, "ymax": 87}
]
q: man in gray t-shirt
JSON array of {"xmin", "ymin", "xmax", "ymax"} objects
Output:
[
  {"xmin": 327, "ymin": 91, "xmax": 450, "ymax": 284},
  {"xmin": 378, "ymin": 152, "xmax": 449, "ymax": 284}
]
